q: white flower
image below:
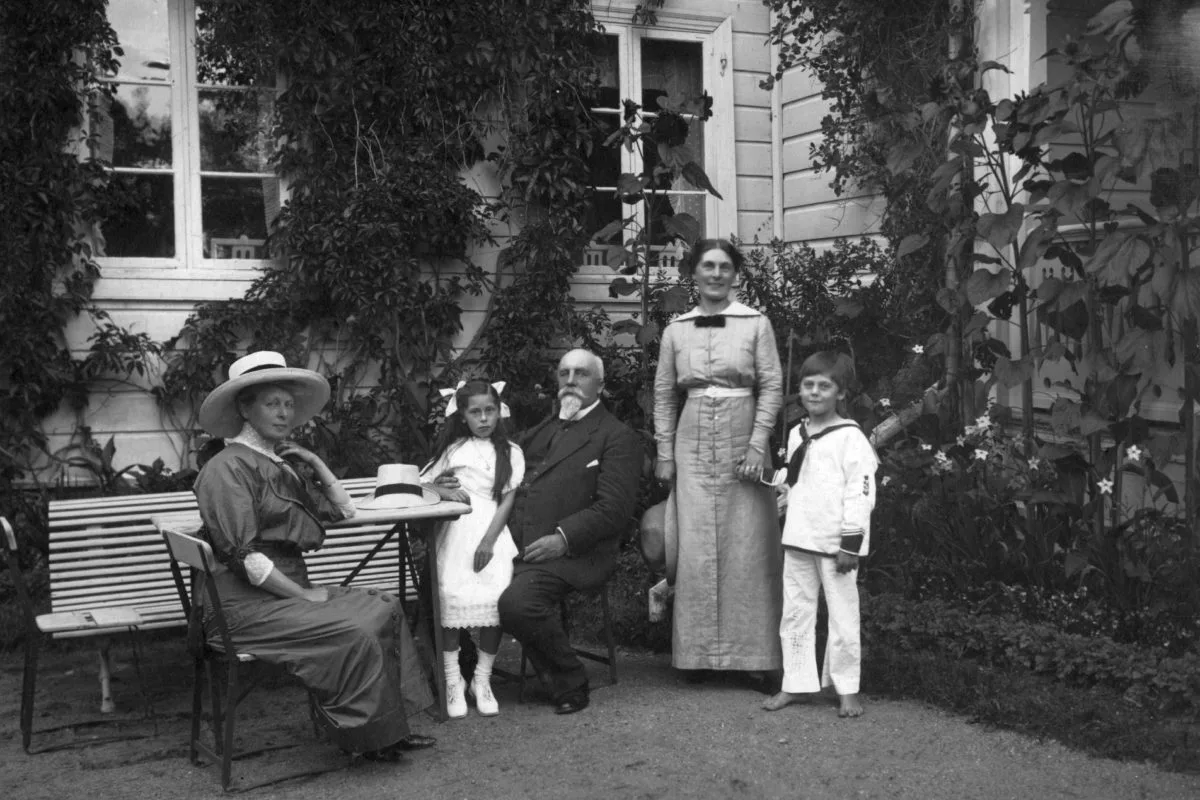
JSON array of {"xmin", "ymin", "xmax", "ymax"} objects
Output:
[
  {"xmin": 1097, "ymin": 478, "xmax": 1114, "ymax": 495},
  {"xmin": 912, "ymin": 345, "xmax": 925, "ymax": 354},
  {"xmin": 881, "ymin": 476, "xmax": 892, "ymax": 486},
  {"xmin": 920, "ymin": 443, "xmax": 933, "ymax": 451},
  {"xmin": 974, "ymin": 448, "xmax": 989, "ymax": 461},
  {"xmin": 1125, "ymin": 445, "xmax": 1142, "ymax": 463},
  {"xmin": 879, "ymin": 397, "xmax": 892, "ymax": 409},
  {"xmin": 1028, "ymin": 457, "xmax": 1041, "ymax": 470},
  {"xmin": 956, "ymin": 435, "xmax": 967, "ymax": 446},
  {"xmin": 974, "ymin": 415, "xmax": 992, "ymax": 430}
]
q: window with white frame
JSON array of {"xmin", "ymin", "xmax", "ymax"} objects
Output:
[
  {"xmin": 93, "ymin": 0, "xmax": 279, "ymax": 267},
  {"xmin": 584, "ymin": 10, "xmax": 735, "ymax": 271}
]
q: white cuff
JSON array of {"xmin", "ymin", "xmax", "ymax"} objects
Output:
[{"xmin": 244, "ymin": 552, "xmax": 276, "ymax": 586}]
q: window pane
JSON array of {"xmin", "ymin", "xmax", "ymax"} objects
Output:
[
  {"xmin": 641, "ymin": 39, "xmax": 703, "ymax": 111},
  {"xmin": 195, "ymin": 0, "xmax": 277, "ymax": 87},
  {"xmin": 202, "ymin": 177, "xmax": 276, "ymax": 258},
  {"xmin": 593, "ymin": 35, "xmax": 620, "ymax": 109},
  {"xmin": 648, "ymin": 193, "xmax": 707, "ymax": 247},
  {"xmin": 582, "ymin": 193, "xmax": 625, "ymax": 266},
  {"xmin": 105, "ymin": 0, "xmax": 171, "ymax": 81},
  {"xmin": 95, "ymin": 84, "xmax": 172, "ymax": 168},
  {"xmin": 591, "ymin": 112, "xmax": 621, "ymax": 187},
  {"xmin": 199, "ymin": 89, "xmax": 275, "ymax": 171},
  {"xmin": 99, "ymin": 174, "xmax": 175, "ymax": 257}
]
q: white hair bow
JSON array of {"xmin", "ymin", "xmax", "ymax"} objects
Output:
[{"xmin": 440, "ymin": 380, "xmax": 511, "ymax": 419}]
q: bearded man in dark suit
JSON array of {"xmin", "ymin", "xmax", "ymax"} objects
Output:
[{"xmin": 499, "ymin": 348, "xmax": 641, "ymax": 714}]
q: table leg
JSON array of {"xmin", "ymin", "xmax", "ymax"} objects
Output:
[{"xmin": 427, "ymin": 521, "xmax": 448, "ymax": 722}]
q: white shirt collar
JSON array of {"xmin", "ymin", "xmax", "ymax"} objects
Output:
[{"xmin": 673, "ymin": 301, "xmax": 759, "ymax": 322}]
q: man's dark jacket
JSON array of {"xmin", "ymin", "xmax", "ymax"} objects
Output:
[{"xmin": 509, "ymin": 404, "xmax": 642, "ymax": 589}]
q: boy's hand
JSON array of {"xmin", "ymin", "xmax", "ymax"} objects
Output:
[{"xmin": 835, "ymin": 552, "xmax": 859, "ymax": 574}]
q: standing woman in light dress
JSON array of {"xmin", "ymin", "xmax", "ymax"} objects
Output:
[{"xmin": 654, "ymin": 239, "xmax": 784, "ymax": 684}]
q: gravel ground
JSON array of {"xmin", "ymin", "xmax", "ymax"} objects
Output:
[{"xmin": 2, "ymin": 638, "xmax": 1199, "ymax": 800}]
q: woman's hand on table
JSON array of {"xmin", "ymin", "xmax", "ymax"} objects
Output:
[{"xmin": 736, "ymin": 447, "xmax": 767, "ymax": 482}]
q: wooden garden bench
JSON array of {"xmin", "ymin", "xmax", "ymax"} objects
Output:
[{"xmin": 45, "ymin": 478, "xmax": 417, "ymax": 713}]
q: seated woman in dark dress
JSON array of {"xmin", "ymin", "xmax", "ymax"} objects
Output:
[{"xmin": 193, "ymin": 351, "xmax": 435, "ymax": 762}]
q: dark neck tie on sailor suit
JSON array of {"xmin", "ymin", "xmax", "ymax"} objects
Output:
[{"xmin": 693, "ymin": 315, "xmax": 725, "ymax": 328}]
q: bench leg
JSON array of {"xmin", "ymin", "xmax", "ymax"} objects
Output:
[
  {"xmin": 98, "ymin": 638, "xmax": 114, "ymax": 714},
  {"xmin": 20, "ymin": 636, "xmax": 38, "ymax": 753},
  {"xmin": 126, "ymin": 628, "xmax": 156, "ymax": 735}
]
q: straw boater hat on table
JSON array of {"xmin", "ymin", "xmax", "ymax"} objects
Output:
[
  {"xmin": 198, "ymin": 351, "xmax": 331, "ymax": 439},
  {"xmin": 356, "ymin": 464, "xmax": 440, "ymax": 510}
]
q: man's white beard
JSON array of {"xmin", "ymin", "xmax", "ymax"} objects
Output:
[{"xmin": 559, "ymin": 393, "xmax": 583, "ymax": 421}]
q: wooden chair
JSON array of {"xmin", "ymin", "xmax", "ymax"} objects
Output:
[
  {"xmin": 2, "ymin": 515, "xmax": 154, "ymax": 754},
  {"xmin": 518, "ymin": 580, "xmax": 618, "ymax": 701},
  {"xmin": 159, "ymin": 526, "xmax": 341, "ymax": 792}
]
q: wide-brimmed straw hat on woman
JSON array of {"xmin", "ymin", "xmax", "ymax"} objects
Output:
[{"xmin": 198, "ymin": 351, "xmax": 331, "ymax": 439}]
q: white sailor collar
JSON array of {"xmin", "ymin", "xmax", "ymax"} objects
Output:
[{"xmin": 672, "ymin": 301, "xmax": 760, "ymax": 323}]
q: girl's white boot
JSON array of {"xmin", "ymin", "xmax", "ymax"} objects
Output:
[{"xmin": 443, "ymin": 649, "xmax": 468, "ymax": 719}]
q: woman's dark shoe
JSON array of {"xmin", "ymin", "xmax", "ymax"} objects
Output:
[
  {"xmin": 361, "ymin": 746, "xmax": 404, "ymax": 762},
  {"xmin": 553, "ymin": 690, "xmax": 590, "ymax": 715},
  {"xmin": 682, "ymin": 669, "xmax": 712, "ymax": 684},
  {"xmin": 395, "ymin": 733, "xmax": 437, "ymax": 750}
]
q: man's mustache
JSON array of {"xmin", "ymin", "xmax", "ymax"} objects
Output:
[{"xmin": 558, "ymin": 388, "xmax": 583, "ymax": 399}]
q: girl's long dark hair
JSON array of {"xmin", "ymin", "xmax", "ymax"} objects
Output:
[{"xmin": 426, "ymin": 380, "xmax": 513, "ymax": 502}]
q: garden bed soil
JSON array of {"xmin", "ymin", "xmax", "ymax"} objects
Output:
[{"xmin": 2, "ymin": 636, "xmax": 1199, "ymax": 800}]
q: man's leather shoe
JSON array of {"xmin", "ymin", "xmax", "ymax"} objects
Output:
[
  {"xmin": 395, "ymin": 733, "xmax": 437, "ymax": 750},
  {"xmin": 554, "ymin": 692, "xmax": 589, "ymax": 715}
]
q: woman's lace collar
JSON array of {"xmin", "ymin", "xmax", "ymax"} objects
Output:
[{"xmin": 228, "ymin": 425, "xmax": 284, "ymax": 463}]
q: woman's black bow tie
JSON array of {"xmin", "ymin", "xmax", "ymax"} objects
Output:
[{"xmin": 693, "ymin": 315, "xmax": 726, "ymax": 328}]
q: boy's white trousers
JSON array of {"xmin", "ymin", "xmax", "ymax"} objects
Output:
[{"xmin": 779, "ymin": 549, "xmax": 860, "ymax": 695}]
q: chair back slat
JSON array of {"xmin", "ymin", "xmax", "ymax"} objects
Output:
[
  {"xmin": 161, "ymin": 528, "xmax": 216, "ymax": 574},
  {"xmin": 1, "ymin": 516, "xmax": 15, "ymax": 553}
]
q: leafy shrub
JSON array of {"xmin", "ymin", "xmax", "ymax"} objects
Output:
[{"xmin": 865, "ymin": 593, "xmax": 1200, "ymax": 714}]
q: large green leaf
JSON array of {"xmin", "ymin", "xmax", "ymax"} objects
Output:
[
  {"xmin": 1084, "ymin": 232, "xmax": 1151, "ymax": 286},
  {"xmin": 886, "ymin": 135, "xmax": 924, "ymax": 175},
  {"xmin": 965, "ymin": 267, "xmax": 1011, "ymax": 306},
  {"xmin": 680, "ymin": 161, "xmax": 722, "ymax": 199},
  {"xmin": 661, "ymin": 213, "xmax": 700, "ymax": 244},
  {"xmin": 897, "ymin": 233, "xmax": 929, "ymax": 258},
  {"xmin": 592, "ymin": 220, "xmax": 623, "ymax": 243},
  {"xmin": 976, "ymin": 203, "xmax": 1025, "ymax": 251},
  {"xmin": 635, "ymin": 321, "xmax": 660, "ymax": 346},
  {"xmin": 1168, "ymin": 267, "xmax": 1200, "ymax": 321},
  {"xmin": 608, "ymin": 278, "xmax": 640, "ymax": 298},
  {"xmin": 612, "ymin": 319, "xmax": 641, "ymax": 336},
  {"xmin": 991, "ymin": 355, "xmax": 1033, "ymax": 387}
]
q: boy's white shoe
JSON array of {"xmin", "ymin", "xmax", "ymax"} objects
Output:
[
  {"xmin": 447, "ymin": 674, "xmax": 468, "ymax": 719},
  {"xmin": 470, "ymin": 676, "xmax": 499, "ymax": 716}
]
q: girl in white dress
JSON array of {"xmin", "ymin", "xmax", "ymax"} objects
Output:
[{"xmin": 422, "ymin": 379, "xmax": 524, "ymax": 718}]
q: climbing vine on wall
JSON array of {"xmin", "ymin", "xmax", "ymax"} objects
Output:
[
  {"xmin": 154, "ymin": 0, "xmax": 607, "ymax": 474},
  {"xmin": 0, "ymin": 0, "xmax": 160, "ymax": 513}
]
